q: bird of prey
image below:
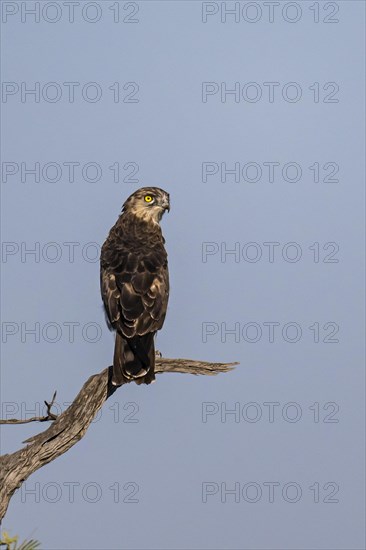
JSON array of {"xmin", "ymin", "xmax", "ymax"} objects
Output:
[{"xmin": 100, "ymin": 187, "xmax": 170, "ymax": 386}]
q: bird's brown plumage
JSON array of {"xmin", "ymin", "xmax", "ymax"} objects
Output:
[{"xmin": 100, "ymin": 187, "xmax": 170, "ymax": 385}]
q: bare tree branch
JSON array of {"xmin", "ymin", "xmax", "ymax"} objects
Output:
[
  {"xmin": 0, "ymin": 391, "xmax": 58, "ymax": 425},
  {"xmin": 0, "ymin": 357, "xmax": 236, "ymax": 521}
]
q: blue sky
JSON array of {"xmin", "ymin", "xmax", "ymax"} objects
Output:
[{"xmin": 1, "ymin": 1, "xmax": 365, "ymax": 549}]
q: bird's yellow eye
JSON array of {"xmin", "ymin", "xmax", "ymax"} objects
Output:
[{"xmin": 144, "ymin": 195, "xmax": 153, "ymax": 203}]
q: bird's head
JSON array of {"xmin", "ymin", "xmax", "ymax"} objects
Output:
[{"xmin": 122, "ymin": 187, "xmax": 170, "ymax": 224}]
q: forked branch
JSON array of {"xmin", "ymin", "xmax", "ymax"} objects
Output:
[{"xmin": 0, "ymin": 357, "xmax": 236, "ymax": 521}]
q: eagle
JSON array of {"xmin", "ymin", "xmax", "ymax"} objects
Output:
[{"xmin": 100, "ymin": 187, "xmax": 170, "ymax": 386}]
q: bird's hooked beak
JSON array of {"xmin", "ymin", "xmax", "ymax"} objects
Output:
[{"xmin": 161, "ymin": 195, "xmax": 170, "ymax": 213}]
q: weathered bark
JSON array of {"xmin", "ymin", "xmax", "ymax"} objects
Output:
[{"xmin": 0, "ymin": 357, "xmax": 236, "ymax": 521}]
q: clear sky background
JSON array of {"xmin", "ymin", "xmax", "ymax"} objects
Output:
[{"xmin": 1, "ymin": 1, "xmax": 365, "ymax": 549}]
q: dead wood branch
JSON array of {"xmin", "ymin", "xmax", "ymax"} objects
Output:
[
  {"xmin": 0, "ymin": 357, "xmax": 236, "ymax": 520},
  {"xmin": 0, "ymin": 391, "xmax": 58, "ymax": 425}
]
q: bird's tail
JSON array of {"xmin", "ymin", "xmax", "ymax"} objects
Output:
[{"xmin": 112, "ymin": 332, "xmax": 156, "ymax": 386}]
